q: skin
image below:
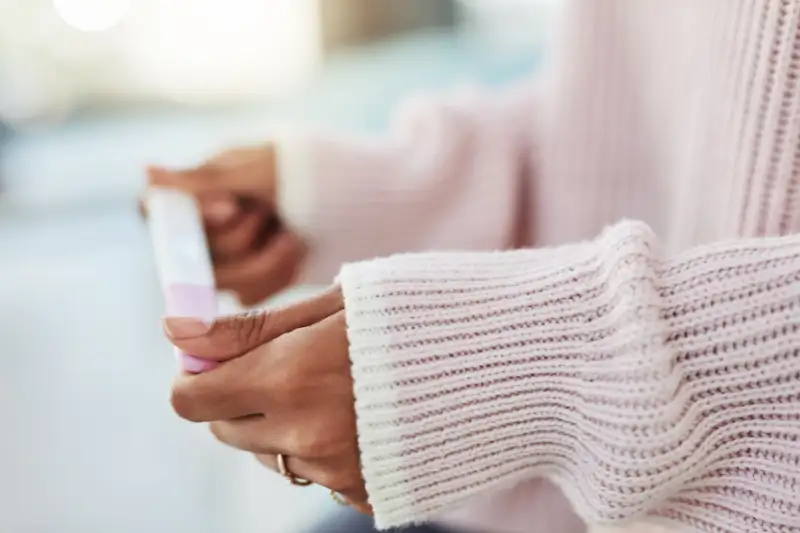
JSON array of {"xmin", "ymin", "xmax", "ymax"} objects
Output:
[
  {"xmin": 147, "ymin": 145, "xmax": 306, "ymax": 307},
  {"xmin": 147, "ymin": 149, "xmax": 370, "ymax": 513}
]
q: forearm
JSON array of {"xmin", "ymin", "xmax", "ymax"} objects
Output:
[{"xmin": 339, "ymin": 221, "xmax": 800, "ymax": 532}]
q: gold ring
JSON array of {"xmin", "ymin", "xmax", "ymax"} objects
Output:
[
  {"xmin": 330, "ymin": 490, "xmax": 349, "ymax": 506},
  {"xmin": 276, "ymin": 453, "xmax": 313, "ymax": 487}
]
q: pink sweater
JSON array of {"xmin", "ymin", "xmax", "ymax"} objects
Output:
[{"xmin": 276, "ymin": 2, "xmax": 800, "ymax": 533}]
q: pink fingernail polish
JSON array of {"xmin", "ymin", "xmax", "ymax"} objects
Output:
[{"xmin": 180, "ymin": 352, "xmax": 219, "ymax": 374}]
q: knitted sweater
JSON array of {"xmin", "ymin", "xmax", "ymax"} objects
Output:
[{"xmin": 276, "ymin": 2, "xmax": 800, "ymax": 532}]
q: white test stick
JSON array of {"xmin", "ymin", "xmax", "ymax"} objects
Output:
[{"xmin": 146, "ymin": 187, "xmax": 219, "ymax": 374}]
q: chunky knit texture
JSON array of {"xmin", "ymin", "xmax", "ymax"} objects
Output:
[
  {"xmin": 276, "ymin": 2, "xmax": 800, "ymax": 532},
  {"xmin": 339, "ymin": 222, "xmax": 800, "ymax": 533}
]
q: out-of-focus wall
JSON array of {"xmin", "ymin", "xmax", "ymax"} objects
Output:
[
  {"xmin": 0, "ymin": 0, "xmax": 464, "ymax": 132},
  {"xmin": 458, "ymin": 0, "xmax": 561, "ymax": 52},
  {"xmin": 0, "ymin": 0, "xmax": 323, "ymax": 125},
  {"xmin": 0, "ymin": 0, "xmax": 555, "ymax": 130}
]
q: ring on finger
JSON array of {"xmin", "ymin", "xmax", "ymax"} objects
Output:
[{"xmin": 276, "ymin": 453, "xmax": 313, "ymax": 487}]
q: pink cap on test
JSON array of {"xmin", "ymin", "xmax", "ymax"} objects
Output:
[{"xmin": 166, "ymin": 283, "xmax": 219, "ymax": 373}]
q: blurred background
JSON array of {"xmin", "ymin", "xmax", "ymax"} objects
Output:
[{"xmin": 0, "ymin": 1, "xmax": 555, "ymax": 532}]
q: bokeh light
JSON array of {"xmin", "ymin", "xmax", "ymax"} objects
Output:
[
  {"xmin": 128, "ymin": 0, "xmax": 321, "ymax": 104},
  {"xmin": 52, "ymin": 0, "xmax": 129, "ymax": 32}
]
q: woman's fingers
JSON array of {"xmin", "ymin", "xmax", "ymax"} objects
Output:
[
  {"xmin": 199, "ymin": 193, "xmax": 242, "ymax": 228},
  {"xmin": 208, "ymin": 208, "xmax": 266, "ymax": 261},
  {"xmin": 210, "ymin": 417, "xmax": 362, "ymax": 494},
  {"xmin": 170, "ymin": 355, "xmax": 263, "ymax": 422},
  {"xmin": 140, "ymin": 189, "xmax": 245, "ymax": 230},
  {"xmin": 163, "ymin": 285, "xmax": 343, "ymax": 362},
  {"xmin": 209, "ymin": 416, "xmax": 284, "ymax": 455},
  {"xmin": 206, "ymin": 410, "xmax": 371, "ymax": 510},
  {"xmin": 145, "ymin": 147, "xmax": 293, "ymax": 306},
  {"xmin": 254, "ymin": 453, "xmax": 321, "ymax": 487},
  {"xmin": 147, "ymin": 145, "xmax": 276, "ymax": 203},
  {"xmin": 215, "ymin": 231, "xmax": 306, "ymax": 302},
  {"xmin": 167, "ymin": 298, "xmax": 367, "ymax": 510},
  {"xmin": 252, "ymin": 452, "xmax": 369, "ymax": 506},
  {"xmin": 207, "ymin": 392, "xmax": 350, "ymax": 457}
]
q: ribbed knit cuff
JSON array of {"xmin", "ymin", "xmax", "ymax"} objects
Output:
[
  {"xmin": 338, "ymin": 222, "xmax": 660, "ymax": 529},
  {"xmin": 341, "ymin": 219, "xmax": 800, "ymax": 532}
]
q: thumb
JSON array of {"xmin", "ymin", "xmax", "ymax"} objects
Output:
[
  {"xmin": 163, "ymin": 285, "xmax": 343, "ymax": 363},
  {"xmin": 147, "ymin": 146, "xmax": 276, "ymax": 202}
]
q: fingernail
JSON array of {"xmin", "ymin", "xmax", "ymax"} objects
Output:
[
  {"xmin": 179, "ymin": 352, "xmax": 219, "ymax": 374},
  {"xmin": 164, "ymin": 317, "xmax": 212, "ymax": 340}
]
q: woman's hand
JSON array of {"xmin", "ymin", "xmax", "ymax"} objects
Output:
[
  {"xmin": 164, "ymin": 286, "xmax": 370, "ymax": 513},
  {"xmin": 147, "ymin": 145, "xmax": 305, "ymax": 306}
]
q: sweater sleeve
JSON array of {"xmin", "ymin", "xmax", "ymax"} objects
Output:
[
  {"xmin": 274, "ymin": 81, "xmax": 539, "ymax": 285},
  {"xmin": 337, "ymin": 220, "xmax": 800, "ymax": 533}
]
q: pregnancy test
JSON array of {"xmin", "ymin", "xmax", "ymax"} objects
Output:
[{"xmin": 146, "ymin": 187, "xmax": 219, "ymax": 374}]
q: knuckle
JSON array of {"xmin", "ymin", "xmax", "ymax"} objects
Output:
[
  {"xmin": 262, "ymin": 340, "xmax": 303, "ymax": 398},
  {"xmin": 283, "ymin": 425, "xmax": 320, "ymax": 458},
  {"xmin": 170, "ymin": 381, "xmax": 202, "ymax": 422},
  {"xmin": 254, "ymin": 454, "xmax": 273, "ymax": 470},
  {"xmin": 233, "ymin": 310, "xmax": 271, "ymax": 349},
  {"xmin": 208, "ymin": 422, "xmax": 224, "ymax": 443}
]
